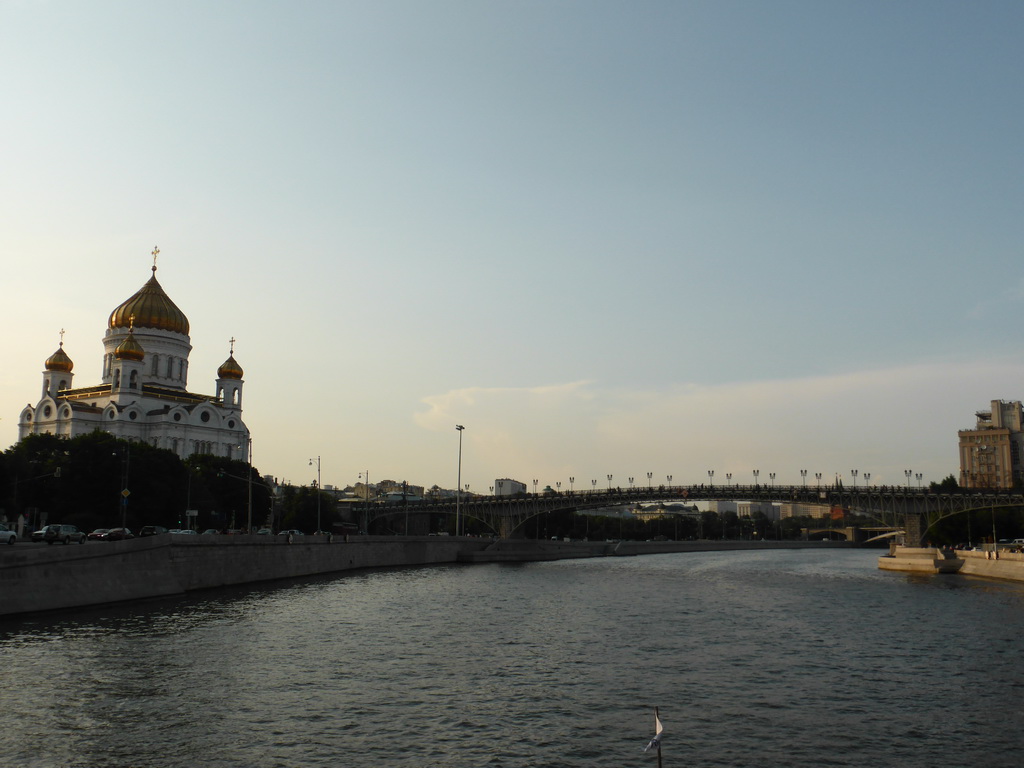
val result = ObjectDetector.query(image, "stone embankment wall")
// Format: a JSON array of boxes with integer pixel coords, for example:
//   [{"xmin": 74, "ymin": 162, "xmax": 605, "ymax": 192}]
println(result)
[
  {"xmin": 0, "ymin": 535, "xmax": 492, "ymax": 617},
  {"xmin": 1, "ymin": 535, "xmax": 855, "ymax": 617},
  {"xmin": 879, "ymin": 545, "xmax": 1024, "ymax": 582},
  {"xmin": 958, "ymin": 548, "xmax": 1024, "ymax": 582}
]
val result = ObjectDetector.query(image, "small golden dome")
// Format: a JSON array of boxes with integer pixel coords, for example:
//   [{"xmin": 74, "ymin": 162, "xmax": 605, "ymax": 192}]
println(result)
[
  {"xmin": 218, "ymin": 354, "xmax": 244, "ymax": 380},
  {"xmin": 45, "ymin": 343, "xmax": 74, "ymax": 373},
  {"xmin": 108, "ymin": 267, "xmax": 190, "ymax": 335},
  {"xmin": 114, "ymin": 329, "xmax": 145, "ymax": 362}
]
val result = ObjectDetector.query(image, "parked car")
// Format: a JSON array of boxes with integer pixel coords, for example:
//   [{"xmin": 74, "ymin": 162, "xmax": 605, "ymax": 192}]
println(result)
[
  {"xmin": 88, "ymin": 528, "xmax": 110, "ymax": 541},
  {"xmin": 256, "ymin": 528, "xmax": 273, "ymax": 535},
  {"xmin": 0, "ymin": 523, "xmax": 16, "ymax": 545},
  {"xmin": 104, "ymin": 527, "xmax": 134, "ymax": 541},
  {"xmin": 201, "ymin": 529, "xmax": 219, "ymax": 535},
  {"xmin": 278, "ymin": 529, "xmax": 304, "ymax": 537},
  {"xmin": 139, "ymin": 526, "xmax": 169, "ymax": 537},
  {"xmin": 41, "ymin": 524, "xmax": 87, "ymax": 545},
  {"xmin": 170, "ymin": 529, "xmax": 197, "ymax": 535}
]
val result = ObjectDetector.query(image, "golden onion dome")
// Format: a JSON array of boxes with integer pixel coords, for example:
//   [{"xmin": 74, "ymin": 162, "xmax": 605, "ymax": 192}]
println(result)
[
  {"xmin": 108, "ymin": 266, "xmax": 190, "ymax": 335},
  {"xmin": 114, "ymin": 329, "xmax": 145, "ymax": 362},
  {"xmin": 45, "ymin": 343, "xmax": 74, "ymax": 373},
  {"xmin": 218, "ymin": 353, "xmax": 244, "ymax": 380}
]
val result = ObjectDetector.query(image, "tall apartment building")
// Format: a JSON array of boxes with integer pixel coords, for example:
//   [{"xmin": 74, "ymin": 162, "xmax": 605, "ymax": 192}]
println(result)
[{"xmin": 958, "ymin": 400, "xmax": 1024, "ymax": 489}]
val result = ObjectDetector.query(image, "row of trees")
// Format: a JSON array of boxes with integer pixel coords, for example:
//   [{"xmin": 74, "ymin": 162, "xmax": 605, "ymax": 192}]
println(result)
[{"xmin": 0, "ymin": 433, "xmax": 342, "ymax": 535}]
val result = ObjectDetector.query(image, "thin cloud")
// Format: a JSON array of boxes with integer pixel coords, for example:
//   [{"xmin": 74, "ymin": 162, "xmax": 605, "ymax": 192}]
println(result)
[{"xmin": 414, "ymin": 360, "xmax": 1024, "ymax": 488}]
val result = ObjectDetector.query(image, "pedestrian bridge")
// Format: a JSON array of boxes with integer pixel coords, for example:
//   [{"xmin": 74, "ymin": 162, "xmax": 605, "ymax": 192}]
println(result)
[{"xmin": 360, "ymin": 484, "xmax": 1024, "ymax": 542}]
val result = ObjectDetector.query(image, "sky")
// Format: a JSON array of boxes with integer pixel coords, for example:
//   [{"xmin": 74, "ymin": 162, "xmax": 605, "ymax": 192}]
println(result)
[{"xmin": 2, "ymin": 1, "xmax": 1023, "ymax": 494}]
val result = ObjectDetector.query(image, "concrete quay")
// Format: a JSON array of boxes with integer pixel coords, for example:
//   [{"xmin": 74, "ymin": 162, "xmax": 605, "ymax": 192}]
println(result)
[
  {"xmin": 1, "ymin": 535, "xmax": 852, "ymax": 618},
  {"xmin": 879, "ymin": 545, "xmax": 1024, "ymax": 582}
]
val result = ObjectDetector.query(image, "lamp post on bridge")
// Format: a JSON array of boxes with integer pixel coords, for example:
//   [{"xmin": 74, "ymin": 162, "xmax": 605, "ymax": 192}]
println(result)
[
  {"xmin": 569, "ymin": 477, "xmax": 574, "ymax": 494},
  {"xmin": 769, "ymin": 472, "xmax": 775, "ymax": 491},
  {"xmin": 309, "ymin": 455, "xmax": 321, "ymax": 535},
  {"xmin": 591, "ymin": 479, "xmax": 596, "ymax": 495},
  {"xmin": 753, "ymin": 469, "xmax": 759, "ymax": 488},
  {"xmin": 607, "ymin": 474, "xmax": 613, "ymax": 491},
  {"xmin": 455, "ymin": 425, "xmax": 464, "ymax": 537},
  {"xmin": 851, "ymin": 469, "xmax": 858, "ymax": 490},
  {"xmin": 666, "ymin": 475, "xmax": 672, "ymax": 489},
  {"xmin": 864, "ymin": 472, "xmax": 871, "ymax": 489},
  {"xmin": 800, "ymin": 469, "xmax": 807, "ymax": 489},
  {"xmin": 707, "ymin": 470, "xmax": 714, "ymax": 487},
  {"xmin": 905, "ymin": 469, "xmax": 912, "ymax": 490},
  {"xmin": 815, "ymin": 472, "xmax": 822, "ymax": 490},
  {"xmin": 647, "ymin": 472, "xmax": 653, "ymax": 491},
  {"xmin": 726, "ymin": 472, "xmax": 732, "ymax": 488},
  {"xmin": 628, "ymin": 477, "xmax": 634, "ymax": 490},
  {"xmin": 916, "ymin": 473, "xmax": 922, "ymax": 489}
]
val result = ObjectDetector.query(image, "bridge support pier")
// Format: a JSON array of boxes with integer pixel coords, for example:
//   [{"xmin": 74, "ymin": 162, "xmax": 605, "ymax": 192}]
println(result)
[{"xmin": 905, "ymin": 513, "xmax": 922, "ymax": 546}]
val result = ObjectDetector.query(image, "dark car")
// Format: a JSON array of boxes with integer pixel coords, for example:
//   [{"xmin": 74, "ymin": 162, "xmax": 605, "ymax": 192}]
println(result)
[
  {"xmin": 139, "ymin": 526, "xmax": 169, "ymax": 537},
  {"xmin": 104, "ymin": 527, "xmax": 134, "ymax": 541},
  {"xmin": 88, "ymin": 528, "xmax": 110, "ymax": 541},
  {"xmin": 41, "ymin": 524, "xmax": 87, "ymax": 545}
]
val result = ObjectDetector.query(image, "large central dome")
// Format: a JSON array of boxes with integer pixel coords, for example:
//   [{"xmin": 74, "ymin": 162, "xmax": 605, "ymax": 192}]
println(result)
[{"xmin": 108, "ymin": 266, "xmax": 190, "ymax": 335}]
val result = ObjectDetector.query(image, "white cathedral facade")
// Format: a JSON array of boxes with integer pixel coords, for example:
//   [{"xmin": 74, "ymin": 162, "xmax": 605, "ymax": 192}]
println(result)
[{"xmin": 19, "ymin": 253, "xmax": 250, "ymax": 460}]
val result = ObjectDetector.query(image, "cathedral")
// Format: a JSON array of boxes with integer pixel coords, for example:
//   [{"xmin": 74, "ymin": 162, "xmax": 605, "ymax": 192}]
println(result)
[{"xmin": 19, "ymin": 249, "xmax": 250, "ymax": 460}]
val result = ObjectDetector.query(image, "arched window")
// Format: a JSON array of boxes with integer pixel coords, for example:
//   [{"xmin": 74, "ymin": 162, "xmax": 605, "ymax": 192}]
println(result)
[
  {"xmin": 129, "ymin": 370, "xmax": 139, "ymax": 389},
  {"xmin": 113, "ymin": 370, "xmax": 121, "ymax": 389},
  {"xmin": 151, "ymin": 354, "xmax": 160, "ymax": 375}
]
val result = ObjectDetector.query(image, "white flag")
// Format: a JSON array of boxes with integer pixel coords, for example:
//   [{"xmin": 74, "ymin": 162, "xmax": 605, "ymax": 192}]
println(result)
[{"xmin": 643, "ymin": 711, "xmax": 664, "ymax": 752}]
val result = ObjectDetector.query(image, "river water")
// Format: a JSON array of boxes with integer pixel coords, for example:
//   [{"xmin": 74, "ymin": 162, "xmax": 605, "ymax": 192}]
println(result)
[{"xmin": 2, "ymin": 548, "xmax": 1023, "ymax": 768}]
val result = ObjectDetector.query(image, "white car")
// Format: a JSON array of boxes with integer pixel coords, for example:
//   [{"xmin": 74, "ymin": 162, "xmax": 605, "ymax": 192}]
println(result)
[{"xmin": 0, "ymin": 523, "xmax": 16, "ymax": 545}]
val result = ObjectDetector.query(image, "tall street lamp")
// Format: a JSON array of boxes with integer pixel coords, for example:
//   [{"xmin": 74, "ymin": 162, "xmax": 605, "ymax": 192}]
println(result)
[
  {"xmin": 456, "ymin": 425, "xmax": 465, "ymax": 537},
  {"xmin": 905, "ymin": 469, "xmax": 912, "ymax": 489},
  {"xmin": 309, "ymin": 456, "xmax": 321, "ymax": 534},
  {"xmin": 246, "ymin": 437, "xmax": 253, "ymax": 532}
]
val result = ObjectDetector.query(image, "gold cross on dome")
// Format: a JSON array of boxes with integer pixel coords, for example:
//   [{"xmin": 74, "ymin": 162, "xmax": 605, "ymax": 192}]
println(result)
[
  {"xmin": 59, "ymin": 328, "xmax": 66, "ymax": 346},
  {"xmin": 229, "ymin": 336, "xmax": 236, "ymax": 354},
  {"xmin": 151, "ymin": 246, "xmax": 160, "ymax": 271}
]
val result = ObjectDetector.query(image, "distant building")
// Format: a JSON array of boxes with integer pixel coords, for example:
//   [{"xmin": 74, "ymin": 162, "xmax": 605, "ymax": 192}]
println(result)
[
  {"xmin": 19, "ymin": 252, "xmax": 249, "ymax": 458},
  {"xmin": 738, "ymin": 501, "xmax": 778, "ymax": 521},
  {"xmin": 706, "ymin": 500, "xmax": 737, "ymax": 514},
  {"xmin": 958, "ymin": 400, "xmax": 1024, "ymax": 489},
  {"xmin": 779, "ymin": 503, "xmax": 831, "ymax": 520},
  {"xmin": 494, "ymin": 478, "xmax": 527, "ymax": 496}
]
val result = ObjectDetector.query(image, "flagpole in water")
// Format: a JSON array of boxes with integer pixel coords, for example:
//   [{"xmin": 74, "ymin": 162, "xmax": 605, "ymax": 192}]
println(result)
[
  {"xmin": 655, "ymin": 707, "xmax": 662, "ymax": 768},
  {"xmin": 643, "ymin": 707, "xmax": 664, "ymax": 766}
]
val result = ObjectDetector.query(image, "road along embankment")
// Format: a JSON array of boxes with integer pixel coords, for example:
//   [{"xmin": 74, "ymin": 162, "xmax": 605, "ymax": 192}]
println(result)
[
  {"xmin": 1, "ymin": 535, "xmax": 854, "ymax": 617},
  {"xmin": 879, "ymin": 545, "xmax": 1024, "ymax": 582}
]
